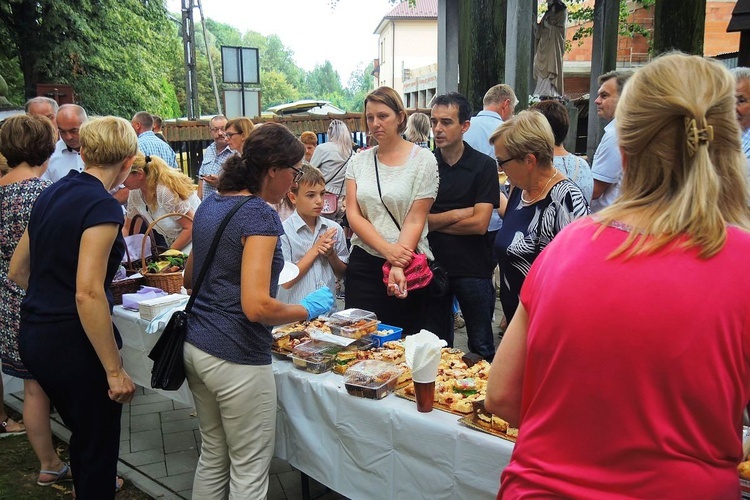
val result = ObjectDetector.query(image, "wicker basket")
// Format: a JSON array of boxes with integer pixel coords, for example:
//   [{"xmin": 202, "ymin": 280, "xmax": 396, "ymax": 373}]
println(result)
[
  {"xmin": 123, "ymin": 214, "xmax": 162, "ymax": 272},
  {"xmin": 111, "ymin": 275, "xmax": 145, "ymax": 305},
  {"xmin": 140, "ymin": 212, "xmax": 193, "ymax": 294}
]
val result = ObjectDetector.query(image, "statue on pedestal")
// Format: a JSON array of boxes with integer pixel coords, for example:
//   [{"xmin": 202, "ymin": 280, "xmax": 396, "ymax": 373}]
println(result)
[{"xmin": 533, "ymin": 0, "xmax": 567, "ymax": 97}]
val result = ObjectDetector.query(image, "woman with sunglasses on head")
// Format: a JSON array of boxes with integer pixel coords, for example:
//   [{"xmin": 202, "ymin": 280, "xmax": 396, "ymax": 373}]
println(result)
[
  {"xmin": 123, "ymin": 153, "xmax": 200, "ymax": 252},
  {"xmin": 183, "ymin": 123, "xmax": 333, "ymax": 499},
  {"xmin": 344, "ymin": 86, "xmax": 439, "ymax": 336},
  {"xmin": 492, "ymin": 110, "xmax": 588, "ymax": 324},
  {"xmin": 486, "ymin": 52, "xmax": 750, "ymax": 499}
]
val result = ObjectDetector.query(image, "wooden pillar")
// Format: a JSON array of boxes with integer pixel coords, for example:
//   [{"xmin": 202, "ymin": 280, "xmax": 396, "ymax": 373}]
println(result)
[
  {"xmin": 505, "ymin": 0, "xmax": 536, "ymax": 112},
  {"xmin": 437, "ymin": 0, "xmax": 460, "ymax": 95},
  {"xmin": 740, "ymin": 32, "xmax": 750, "ymax": 67},
  {"xmin": 586, "ymin": 0, "xmax": 620, "ymax": 159}
]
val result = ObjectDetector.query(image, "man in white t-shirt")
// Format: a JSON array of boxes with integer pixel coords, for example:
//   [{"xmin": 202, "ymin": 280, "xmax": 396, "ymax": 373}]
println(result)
[
  {"xmin": 42, "ymin": 104, "xmax": 87, "ymax": 182},
  {"xmin": 590, "ymin": 70, "xmax": 632, "ymax": 212}
]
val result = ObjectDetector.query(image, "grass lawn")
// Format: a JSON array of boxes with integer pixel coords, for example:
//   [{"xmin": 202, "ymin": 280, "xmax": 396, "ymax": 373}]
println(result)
[{"xmin": 0, "ymin": 405, "xmax": 152, "ymax": 499}]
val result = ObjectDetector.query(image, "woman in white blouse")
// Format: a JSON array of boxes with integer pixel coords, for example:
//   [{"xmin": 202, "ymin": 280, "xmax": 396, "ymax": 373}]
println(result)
[
  {"xmin": 344, "ymin": 86, "xmax": 439, "ymax": 336},
  {"xmin": 123, "ymin": 153, "xmax": 200, "ymax": 251}
]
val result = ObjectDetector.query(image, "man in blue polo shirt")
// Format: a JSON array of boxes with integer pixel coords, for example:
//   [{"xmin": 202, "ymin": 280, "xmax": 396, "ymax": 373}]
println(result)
[
  {"xmin": 426, "ymin": 92, "xmax": 499, "ymax": 361},
  {"xmin": 131, "ymin": 111, "xmax": 178, "ymax": 169}
]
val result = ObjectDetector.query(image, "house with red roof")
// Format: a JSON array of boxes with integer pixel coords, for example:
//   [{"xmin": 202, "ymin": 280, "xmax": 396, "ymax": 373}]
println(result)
[{"xmin": 373, "ymin": 0, "xmax": 438, "ymax": 105}]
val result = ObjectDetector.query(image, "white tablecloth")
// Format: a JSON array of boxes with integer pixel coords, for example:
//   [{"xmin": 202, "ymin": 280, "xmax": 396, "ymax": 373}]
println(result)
[
  {"xmin": 111, "ymin": 306, "xmax": 514, "ymax": 498},
  {"xmin": 112, "ymin": 306, "xmax": 194, "ymax": 405}
]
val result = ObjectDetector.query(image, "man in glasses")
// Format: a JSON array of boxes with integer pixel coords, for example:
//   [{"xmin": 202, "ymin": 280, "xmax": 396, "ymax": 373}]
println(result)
[{"xmin": 198, "ymin": 115, "xmax": 233, "ymax": 199}]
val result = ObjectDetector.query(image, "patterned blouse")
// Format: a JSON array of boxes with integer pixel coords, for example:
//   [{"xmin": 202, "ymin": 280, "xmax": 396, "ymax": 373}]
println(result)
[
  {"xmin": 0, "ymin": 177, "xmax": 51, "ymax": 378},
  {"xmin": 494, "ymin": 178, "xmax": 589, "ymax": 322}
]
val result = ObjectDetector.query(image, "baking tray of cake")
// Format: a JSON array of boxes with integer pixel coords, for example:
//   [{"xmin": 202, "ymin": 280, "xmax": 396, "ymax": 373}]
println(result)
[{"xmin": 457, "ymin": 416, "xmax": 517, "ymax": 443}]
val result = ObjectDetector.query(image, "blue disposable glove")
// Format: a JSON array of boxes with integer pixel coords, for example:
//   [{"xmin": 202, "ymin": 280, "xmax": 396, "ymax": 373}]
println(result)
[{"xmin": 300, "ymin": 287, "xmax": 334, "ymax": 320}]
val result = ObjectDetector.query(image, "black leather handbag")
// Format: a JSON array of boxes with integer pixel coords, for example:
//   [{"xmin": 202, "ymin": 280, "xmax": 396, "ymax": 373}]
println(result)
[{"xmin": 148, "ymin": 196, "xmax": 254, "ymax": 390}]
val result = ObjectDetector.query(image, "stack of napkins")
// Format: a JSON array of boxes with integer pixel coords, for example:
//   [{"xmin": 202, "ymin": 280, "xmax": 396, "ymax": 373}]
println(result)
[{"xmin": 121, "ymin": 286, "xmax": 166, "ymax": 311}]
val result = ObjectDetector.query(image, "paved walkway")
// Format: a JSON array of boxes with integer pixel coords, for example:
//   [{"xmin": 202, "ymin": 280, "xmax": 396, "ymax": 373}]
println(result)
[{"xmin": 4, "ymin": 297, "xmax": 504, "ymax": 499}]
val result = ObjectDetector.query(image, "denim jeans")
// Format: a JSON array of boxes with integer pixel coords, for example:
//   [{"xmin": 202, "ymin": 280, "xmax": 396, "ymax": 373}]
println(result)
[{"xmin": 425, "ymin": 277, "xmax": 496, "ymax": 361}]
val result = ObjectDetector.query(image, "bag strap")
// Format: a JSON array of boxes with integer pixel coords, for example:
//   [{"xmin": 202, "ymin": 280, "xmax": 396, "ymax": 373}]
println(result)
[
  {"xmin": 572, "ymin": 155, "xmax": 581, "ymax": 182},
  {"xmin": 325, "ymin": 151, "xmax": 353, "ymax": 198},
  {"xmin": 374, "ymin": 152, "xmax": 402, "ymax": 232},
  {"xmin": 185, "ymin": 195, "xmax": 254, "ymax": 312}
]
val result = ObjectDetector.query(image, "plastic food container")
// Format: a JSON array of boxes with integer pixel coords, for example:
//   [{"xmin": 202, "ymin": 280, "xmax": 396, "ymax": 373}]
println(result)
[
  {"xmin": 368, "ymin": 323, "xmax": 403, "ymax": 347},
  {"xmin": 327, "ymin": 308, "xmax": 380, "ymax": 339},
  {"xmin": 344, "ymin": 360, "xmax": 404, "ymax": 399},
  {"xmin": 290, "ymin": 340, "xmax": 342, "ymax": 374}
]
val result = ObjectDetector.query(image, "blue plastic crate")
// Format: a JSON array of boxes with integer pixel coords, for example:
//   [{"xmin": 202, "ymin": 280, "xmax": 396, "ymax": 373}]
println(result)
[{"xmin": 368, "ymin": 323, "xmax": 403, "ymax": 347}]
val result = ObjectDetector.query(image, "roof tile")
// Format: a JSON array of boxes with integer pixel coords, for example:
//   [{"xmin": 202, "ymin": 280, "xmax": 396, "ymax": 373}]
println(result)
[{"xmin": 385, "ymin": 0, "xmax": 438, "ymax": 19}]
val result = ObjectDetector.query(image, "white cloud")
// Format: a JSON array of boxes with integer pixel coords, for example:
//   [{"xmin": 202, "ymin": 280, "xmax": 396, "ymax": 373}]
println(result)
[{"xmin": 169, "ymin": 0, "xmax": 395, "ymax": 83}]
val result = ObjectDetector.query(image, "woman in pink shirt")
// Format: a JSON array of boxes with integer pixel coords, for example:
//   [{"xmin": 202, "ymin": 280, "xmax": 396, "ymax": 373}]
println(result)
[{"xmin": 486, "ymin": 53, "xmax": 750, "ymax": 498}]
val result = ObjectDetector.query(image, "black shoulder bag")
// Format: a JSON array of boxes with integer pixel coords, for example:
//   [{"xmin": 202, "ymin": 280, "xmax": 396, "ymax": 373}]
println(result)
[
  {"xmin": 373, "ymin": 154, "xmax": 450, "ymax": 296},
  {"xmin": 148, "ymin": 195, "xmax": 254, "ymax": 390}
]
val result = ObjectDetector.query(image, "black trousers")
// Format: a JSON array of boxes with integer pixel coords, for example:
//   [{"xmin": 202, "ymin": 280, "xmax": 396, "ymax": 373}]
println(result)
[
  {"xmin": 20, "ymin": 318, "xmax": 122, "ymax": 500},
  {"xmin": 345, "ymin": 246, "xmax": 429, "ymax": 336}
]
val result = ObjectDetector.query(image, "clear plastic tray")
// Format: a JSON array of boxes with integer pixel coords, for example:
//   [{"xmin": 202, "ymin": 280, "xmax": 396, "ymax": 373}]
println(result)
[
  {"xmin": 289, "ymin": 340, "xmax": 342, "ymax": 374},
  {"xmin": 344, "ymin": 360, "xmax": 404, "ymax": 399},
  {"xmin": 328, "ymin": 308, "xmax": 377, "ymax": 324}
]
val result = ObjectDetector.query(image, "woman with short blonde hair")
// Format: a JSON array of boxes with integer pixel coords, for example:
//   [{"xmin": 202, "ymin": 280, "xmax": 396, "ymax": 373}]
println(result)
[
  {"xmin": 491, "ymin": 110, "xmax": 588, "ymax": 323},
  {"xmin": 11, "ymin": 116, "xmax": 138, "ymax": 498},
  {"xmin": 486, "ymin": 53, "xmax": 750, "ymax": 498}
]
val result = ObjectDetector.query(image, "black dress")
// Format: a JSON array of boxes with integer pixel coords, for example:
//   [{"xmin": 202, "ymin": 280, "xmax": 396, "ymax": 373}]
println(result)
[{"xmin": 19, "ymin": 171, "xmax": 125, "ymax": 500}]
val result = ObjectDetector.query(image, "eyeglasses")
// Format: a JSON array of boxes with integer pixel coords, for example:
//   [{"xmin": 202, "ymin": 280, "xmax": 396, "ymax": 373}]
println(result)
[
  {"xmin": 209, "ymin": 127, "xmax": 225, "ymax": 133},
  {"xmin": 224, "ymin": 131, "xmax": 241, "ymax": 139},
  {"xmin": 291, "ymin": 165, "xmax": 304, "ymax": 183},
  {"xmin": 496, "ymin": 157, "xmax": 515, "ymax": 169}
]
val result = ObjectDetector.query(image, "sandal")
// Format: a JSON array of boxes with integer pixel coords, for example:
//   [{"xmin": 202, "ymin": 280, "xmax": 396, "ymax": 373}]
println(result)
[
  {"xmin": 0, "ymin": 416, "xmax": 26, "ymax": 438},
  {"xmin": 37, "ymin": 462, "xmax": 73, "ymax": 486}
]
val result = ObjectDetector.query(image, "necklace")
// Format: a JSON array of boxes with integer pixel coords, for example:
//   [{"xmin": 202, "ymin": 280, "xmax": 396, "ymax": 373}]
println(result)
[{"xmin": 521, "ymin": 169, "xmax": 557, "ymax": 205}]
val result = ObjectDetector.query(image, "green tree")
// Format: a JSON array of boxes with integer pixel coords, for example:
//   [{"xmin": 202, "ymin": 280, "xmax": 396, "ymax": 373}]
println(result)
[
  {"xmin": 262, "ymin": 70, "xmax": 300, "ymax": 107},
  {"xmin": 458, "ymin": 0, "xmax": 507, "ymax": 113},
  {"xmin": 653, "ymin": 0, "xmax": 706, "ymax": 55},
  {"xmin": 568, "ymin": 0, "xmax": 657, "ymax": 48},
  {"xmin": 0, "ymin": 0, "xmax": 182, "ymax": 117},
  {"xmin": 305, "ymin": 61, "xmax": 343, "ymax": 98},
  {"xmin": 340, "ymin": 61, "xmax": 375, "ymax": 112}
]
